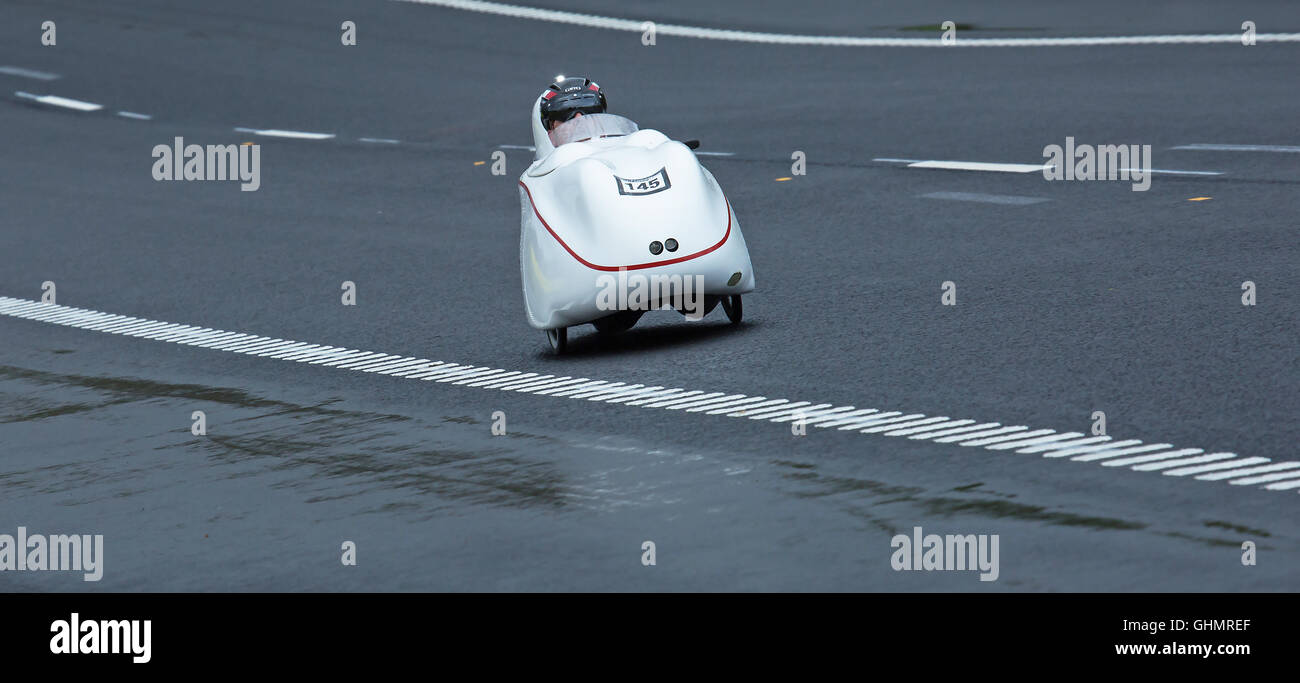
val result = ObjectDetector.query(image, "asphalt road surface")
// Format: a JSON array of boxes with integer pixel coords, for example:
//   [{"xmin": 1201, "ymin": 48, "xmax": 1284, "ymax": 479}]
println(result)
[{"xmin": 1, "ymin": 0, "xmax": 1297, "ymax": 591}]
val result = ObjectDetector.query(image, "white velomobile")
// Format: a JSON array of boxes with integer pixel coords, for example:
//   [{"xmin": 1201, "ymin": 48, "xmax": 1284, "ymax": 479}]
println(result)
[{"xmin": 518, "ymin": 96, "xmax": 755, "ymax": 353}]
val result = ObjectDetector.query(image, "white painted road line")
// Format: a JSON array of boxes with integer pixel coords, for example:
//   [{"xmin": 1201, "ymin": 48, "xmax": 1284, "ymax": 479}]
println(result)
[
  {"xmin": 1041, "ymin": 440, "xmax": 1143, "ymax": 458},
  {"xmin": 555, "ymin": 379, "xmax": 617, "ymax": 397},
  {"xmin": 843, "ymin": 413, "xmax": 923, "ymax": 431},
  {"xmin": 733, "ymin": 401, "xmax": 809, "ymax": 420},
  {"xmin": 686, "ymin": 395, "xmax": 767, "ymax": 414},
  {"xmin": 862, "ymin": 416, "xmax": 950, "ymax": 434},
  {"xmin": 233, "ymin": 127, "xmax": 336, "ymax": 140},
  {"xmin": 1162, "ymin": 457, "xmax": 1270, "ymax": 477},
  {"xmin": 2, "ymin": 295, "xmax": 1292, "ymax": 496},
  {"xmin": 908, "ymin": 160, "xmax": 1049, "ymax": 173},
  {"xmin": 1230, "ymin": 470, "xmax": 1300, "ymax": 486},
  {"xmin": 884, "ymin": 419, "xmax": 973, "ymax": 437},
  {"xmin": 1130, "ymin": 452, "xmax": 1236, "ymax": 471},
  {"xmin": 497, "ymin": 142, "xmax": 732, "ymax": 156},
  {"xmin": 961, "ymin": 429, "xmax": 1055, "ymax": 447},
  {"xmin": 1103, "ymin": 448, "xmax": 1204, "ymax": 468},
  {"xmin": 753, "ymin": 402, "xmax": 826, "ymax": 421},
  {"xmin": 14, "ymin": 91, "xmax": 103, "ymax": 112},
  {"xmin": 391, "ymin": 1, "xmax": 1300, "ymax": 47},
  {"xmin": 1071, "ymin": 443, "xmax": 1173, "ymax": 462},
  {"xmin": 1129, "ymin": 167, "xmax": 1223, "ymax": 176},
  {"xmin": 936, "ymin": 426, "xmax": 1026, "ymax": 443},
  {"xmin": 596, "ymin": 385, "xmax": 665, "ymax": 402},
  {"xmin": 770, "ymin": 405, "xmax": 850, "ymax": 422},
  {"xmin": 1028, "ymin": 438, "xmax": 1111, "ymax": 453},
  {"xmin": 116, "ymin": 111, "xmax": 152, "ymax": 120},
  {"xmin": 359, "ymin": 137, "xmax": 401, "ymax": 144},
  {"xmin": 883, "ymin": 157, "xmax": 1219, "ymax": 178},
  {"xmin": 1173, "ymin": 144, "xmax": 1300, "ymax": 153},
  {"xmin": 984, "ymin": 432, "xmax": 1085, "ymax": 451},
  {"xmin": 1196, "ymin": 462, "xmax": 1300, "ymax": 481},
  {"xmin": 607, "ymin": 385, "xmax": 678, "ymax": 403},
  {"xmin": 714, "ymin": 399, "xmax": 789, "ymax": 416},
  {"xmin": 0, "ymin": 66, "xmax": 61, "ymax": 80},
  {"xmin": 669, "ymin": 393, "xmax": 748, "ymax": 411},
  {"xmin": 817, "ymin": 410, "xmax": 897, "ymax": 429},
  {"xmin": 909, "ymin": 422, "xmax": 1000, "ymax": 440},
  {"xmin": 920, "ymin": 191, "xmax": 1051, "ymax": 206}
]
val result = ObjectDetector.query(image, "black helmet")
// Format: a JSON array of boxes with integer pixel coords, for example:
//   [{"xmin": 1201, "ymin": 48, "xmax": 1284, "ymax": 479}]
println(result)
[{"xmin": 540, "ymin": 76, "xmax": 607, "ymax": 129}]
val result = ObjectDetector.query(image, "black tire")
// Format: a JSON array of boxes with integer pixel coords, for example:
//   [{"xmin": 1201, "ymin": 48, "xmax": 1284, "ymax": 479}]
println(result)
[
  {"xmin": 721, "ymin": 295, "xmax": 743, "ymax": 324},
  {"xmin": 545, "ymin": 327, "xmax": 567, "ymax": 354},
  {"xmin": 592, "ymin": 310, "xmax": 644, "ymax": 334}
]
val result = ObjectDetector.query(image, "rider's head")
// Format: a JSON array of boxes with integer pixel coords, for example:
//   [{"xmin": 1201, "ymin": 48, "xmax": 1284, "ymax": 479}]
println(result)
[{"xmin": 540, "ymin": 76, "xmax": 607, "ymax": 131}]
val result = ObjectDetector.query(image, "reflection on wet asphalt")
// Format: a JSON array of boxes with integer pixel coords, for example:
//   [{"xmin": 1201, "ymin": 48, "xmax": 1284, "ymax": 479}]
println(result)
[
  {"xmin": 1, "ymin": 365, "xmax": 575, "ymax": 514},
  {"xmin": 0, "ymin": 361, "xmax": 1289, "ymax": 591}
]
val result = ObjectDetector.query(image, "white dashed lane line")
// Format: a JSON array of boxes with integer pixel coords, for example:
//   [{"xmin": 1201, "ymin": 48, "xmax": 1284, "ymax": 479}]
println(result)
[
  {"xmin": 3, "ymin": 296, "xmax": 1296, "ymax": 497},
  {"xmin": 920, "ymin": 191, "xmax": 1050, "ymax": 206},
  {"xmin": 0, "ymin": 66, "xmax": 60, "ymax": 80},
  {"xmin": 1172, "ymin": 144, "xmax": 1300, "ymax": 153},
  {"xmin": 497, "ymin": 143, "xmax": 735, "ymax": 156},
  {"xmin": 14, "ymin": 91, "xmax": 103, "ymax": 112},
  {"xmin": 1123, "ymin": 167, "xmax": 1223, "ymax": 176},
  {"xmin": 875, "ymin": 157, "xmax": 1223, "ymax": 177},
  {"xmin": 908, "ymin": 160, "xmax": 1048, "ymax": 173},
  {"xmin": 9, "ymin": 84, "xmax": 399, "ymax": 143},
  {"xmin": 233, "ymin": 127, "xmax": 336, "ymax": 140},
  {"xmin": 391, "ymin": 0, "xmax": 1300, "ymax": 47}
]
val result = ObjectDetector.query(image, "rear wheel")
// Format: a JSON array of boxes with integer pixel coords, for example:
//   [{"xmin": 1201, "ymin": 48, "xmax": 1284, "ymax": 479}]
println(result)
[
  {"xmin": 545, "ymin": 327, "xmax": 567, "ymax": 354},
  {"xmin": 721, "ymin": 295, "xmax": 743, "ymax": 324}
]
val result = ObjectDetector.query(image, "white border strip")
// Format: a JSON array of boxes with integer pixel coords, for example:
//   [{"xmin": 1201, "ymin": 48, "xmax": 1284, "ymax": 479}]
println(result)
[
  {"xmin": 390, "ymin": 0, "xmax": 1300, "ymax": 47},
  {"xmin": 2, "ymin": 296, "xmax": 1292, "ymax": 496}
]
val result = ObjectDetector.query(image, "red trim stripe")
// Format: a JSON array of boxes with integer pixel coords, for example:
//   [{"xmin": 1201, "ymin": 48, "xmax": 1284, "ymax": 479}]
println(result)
[{"xmin": 519, "ymin": 181, "xmax": 731, "ymax": 272}]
